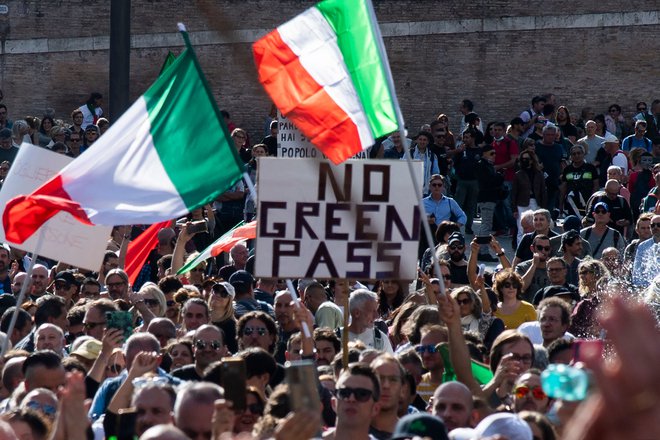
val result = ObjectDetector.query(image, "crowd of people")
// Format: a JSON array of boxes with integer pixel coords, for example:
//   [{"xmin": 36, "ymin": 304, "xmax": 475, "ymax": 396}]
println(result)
[{"xmin": 0, "ymin": 88, "xmax": 658, "ymax": 440}]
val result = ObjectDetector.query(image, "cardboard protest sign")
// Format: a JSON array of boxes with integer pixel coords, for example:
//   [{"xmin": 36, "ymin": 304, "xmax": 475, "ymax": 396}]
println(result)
[
  {"xmin": 277, "ymin": 110, "xmax": 368, "ymax": 159},
  {"xmin": 0, "ymin": 144, "xmax": 111, "ymax": 270},
  {"xmin": 255, "ymin": 158, "xmax": 422, "ymax": 280}
]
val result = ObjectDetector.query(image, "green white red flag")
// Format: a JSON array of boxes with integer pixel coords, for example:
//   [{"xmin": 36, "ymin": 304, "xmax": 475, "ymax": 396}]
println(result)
[
  {"xmin": 177, "ymin": 221, "xmax": 257, "ymax": 275},
  {"xmin": 253, "ymin": 0, "xmax": 400, "ymax": 164},
  {"xmin": 3, "ymin": 28, "xmax": 244, "ymax": 244}
]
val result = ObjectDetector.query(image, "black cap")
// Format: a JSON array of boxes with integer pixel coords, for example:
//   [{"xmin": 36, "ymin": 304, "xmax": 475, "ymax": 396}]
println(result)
[
  {"xmin": 55, "ymin": 270, "xmax": 79, "ymax": 286},
  {"xmin": 228, "ymin": 270, "xmax": 255, "ymax": 287},
  {"xmin": 391, "ymin": 413, "xmax": 448, "ymax": 440}
]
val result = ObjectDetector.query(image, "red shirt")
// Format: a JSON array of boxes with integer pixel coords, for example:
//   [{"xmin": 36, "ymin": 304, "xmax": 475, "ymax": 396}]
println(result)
[{"xmin": 493, "ymin": 137, "xmax": 519, "ymax": 181}]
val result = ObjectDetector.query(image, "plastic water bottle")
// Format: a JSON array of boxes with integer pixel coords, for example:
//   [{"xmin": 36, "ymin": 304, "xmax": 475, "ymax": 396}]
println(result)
[{"xmin": 541, "ymin": 363, "xmax": 589, "ymax": 401}]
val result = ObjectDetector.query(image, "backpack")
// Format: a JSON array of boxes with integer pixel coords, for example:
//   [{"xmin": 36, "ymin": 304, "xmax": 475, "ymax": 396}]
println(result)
[{"xmin": 584, "ymin": 226, "xmax": 621, "ymax": 255}]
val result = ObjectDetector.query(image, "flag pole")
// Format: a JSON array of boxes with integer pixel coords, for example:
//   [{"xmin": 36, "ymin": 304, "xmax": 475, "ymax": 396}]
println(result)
[
  {"xmin": 1, "ymin": 228, "xmax": 46, "ymax": 355},
  {"xmin": 364, "ymin": 0, "xmax": 446, "ymax": 296}
]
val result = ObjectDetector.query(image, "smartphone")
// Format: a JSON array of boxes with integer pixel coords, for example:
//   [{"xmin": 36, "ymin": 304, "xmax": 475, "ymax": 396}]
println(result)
[
  {"xmin": 475, "ymin": 235, "xmax": 491, "ymax": 245},
  {"xmin": 221, "ymin": 358, "xmax": 247, "ymax": 411},
  {"xmin": 188, "ymin": 220, "xmax": 208, "ymax": 234},
  {"xmin": 105, "ymin": 311, "xmax": 133, "ymax": 341},
  {"xmin": 286, "ymin": 360, "xmax": 321, "ymax": 414},
  {"xmin": 116, "ymin": 407, "xmax": 137, "ymax": 440},
  {"xmin": 572, "ymin": 339, "xmax": 603, "ymax": 363}
]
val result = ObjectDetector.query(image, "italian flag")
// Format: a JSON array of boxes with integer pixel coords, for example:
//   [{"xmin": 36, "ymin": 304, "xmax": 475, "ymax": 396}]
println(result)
[
  {"xmin": 177, "ymin": 220, "xmax": 257, "ymax": 275},
  {"xmin": 253, "ymin": 0, "xmax": 400, "ymax": 164},
  {"xmin": 3, "ymin": 30, "xmax": 244, "ymax": 245}
]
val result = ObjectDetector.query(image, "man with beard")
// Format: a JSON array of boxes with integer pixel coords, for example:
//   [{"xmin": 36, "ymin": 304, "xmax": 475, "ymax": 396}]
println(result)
[
  {"xmin": 446, "ymin": 232, "xmax": 469, "ymax": 285},
  {"xmin": 369, "ymin": 354, "xmax": 405, "ymax": 439},
  {"xmin": 273, "ymin": 290, "xmax": 301, "ymax": 364},
  {"xmin": 431, "ymin": 381, "xmax": 476, "ymax": 432},
  {"xmin": 0, "ymin": 245, "xmax": 11, "ymax": 294},
  {"xmin": 512, "ymin": 370, "xmax": 551, "ymax": 414},
  {"xmin": 171, "ymin": 324, "xmax": 226, "ymax": 381}
]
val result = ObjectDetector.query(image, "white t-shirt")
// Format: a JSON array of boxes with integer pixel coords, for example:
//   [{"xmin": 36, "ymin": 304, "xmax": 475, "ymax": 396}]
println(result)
[{"xmin": 349, "ymin": 327, "xmax": 393, "ymax": 353}]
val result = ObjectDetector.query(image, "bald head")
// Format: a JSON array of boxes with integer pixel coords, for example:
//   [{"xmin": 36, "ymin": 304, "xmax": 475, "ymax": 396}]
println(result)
[
  {"xmin": 139, "ymin": 425, "xmax": 188, "ymax": 440},
  {"xmin": 431, "ymin": 381, "xmax": 474, "ymax": 432}
]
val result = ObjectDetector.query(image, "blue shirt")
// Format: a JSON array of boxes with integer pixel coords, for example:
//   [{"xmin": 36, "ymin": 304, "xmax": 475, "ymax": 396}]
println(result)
[
  {"xmin": 622, "ymin": 135, "xmax": 652, "ymax": 152},
  {"xmin": 422, "ymin": 195, "xmax": 467, "ymax": 225}
]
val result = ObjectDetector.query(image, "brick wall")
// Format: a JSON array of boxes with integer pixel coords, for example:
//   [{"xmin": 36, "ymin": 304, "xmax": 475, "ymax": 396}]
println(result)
[{"xmin": 0, "ymin": 0, "xmax": 658, "ymax": 140}]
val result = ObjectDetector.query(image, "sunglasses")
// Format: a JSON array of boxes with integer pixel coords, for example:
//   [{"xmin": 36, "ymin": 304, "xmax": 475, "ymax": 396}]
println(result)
[
  {"xmin": 195, "ymin": 340, "xmax": 223, "ymax": 351},
  {"xmin": 430, "ymin": 183, "xmax": 443, "ymax": 187},
  {"xmin": 415, "ymin": 344, "xmax": 439, "ymax": 354},
  {"xmin": 336, "ymin": 387, "xmax": 374, "ymax": 402},
  {"xmin": 25, "ymin": 401, "xmax": 57, "ymax": 417},
  {"xmin": 651, "ymin": 223, "xmax": 660, "ymax": 228},
  {"xmin": 456, "ymin": 297, "xmax": 471, "ymax": 306},
  {"xmin": 84, "ymin": 321, "xmax": 106, "ymax": 330},
  {"xmin": 535, "ymin": 245, "xmax": 551, "ymax": 252},
  {"xmin": 166, "ymin": 300, "xmax": 177, "ymax": 307},
  {"xmin": 107, "ymin": 363, "xmax": 124, "ymax": 374},
  {"xmin": 502, "ymin": 282, "xmax": 518, "ymax": 289},
  {"xmin": 514, "ymin": 385, "xmax": 547, "ymax": 400},
  {"xmin": 593, "ymin": 209, "xmax": 608, "ymax": 214},
  {"xmin": 448, "ymin": 244, "xmax": 464, "ymax": 251},
  {"xmin": 243, "ymin": 327, "xmax": 268, "ymax": 337},
  {"xmin": 143, "ymin": 298, "xmax": 159, "ymax": 307}
]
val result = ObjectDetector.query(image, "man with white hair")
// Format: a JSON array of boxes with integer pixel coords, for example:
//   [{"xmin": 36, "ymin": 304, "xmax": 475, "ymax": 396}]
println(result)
[
  {"xmin": 346, "ymin": 289, "xmax": 393, "ymax": 353},
  {"xmin": 218, "ymin": 242, "xmax": 249, "ymax": 280},
  {"xmin": 34, "ymin": 324, "xmax": 65, "ymax": 356}
]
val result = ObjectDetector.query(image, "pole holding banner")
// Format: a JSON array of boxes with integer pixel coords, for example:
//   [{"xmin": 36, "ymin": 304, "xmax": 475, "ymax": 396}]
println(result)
[
  {"xmin": 341, "ymin": 280, "xmax": 350, "ymax": 369},
  {"xmin": 1, "ymin": 228, "xmax": 46, "ymax": 356},
  {"xmin": 364, "ymin": 0, "xmax": 446, "ymax": 296}
]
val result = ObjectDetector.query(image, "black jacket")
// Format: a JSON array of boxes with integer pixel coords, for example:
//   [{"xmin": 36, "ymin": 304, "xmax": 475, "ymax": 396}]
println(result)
[{"xmin": 476, "ymin": 159, "xmax": 504, "ymax": 202}]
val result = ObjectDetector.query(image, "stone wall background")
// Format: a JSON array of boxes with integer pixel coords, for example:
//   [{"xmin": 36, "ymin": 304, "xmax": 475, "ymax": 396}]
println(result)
[{"xmin": 0, "ymin": 0, "xmax": 658, "ymax": 139}]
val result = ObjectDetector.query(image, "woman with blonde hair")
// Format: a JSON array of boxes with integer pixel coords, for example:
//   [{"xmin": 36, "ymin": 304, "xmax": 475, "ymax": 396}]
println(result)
[
  {"xmin": 450, "ymin": 286, "xmax": 504, "ymax": 350},
  {"xmin": 132, "ymin": 282, "xmax": 166, "ymax": 331},
  {"xmin": 208, "ymin": 281, "xmax": 238, "ymax": 353},
  {"xmin": 231, "ymin": 127, "xmax": 251, "ymax": 163}
]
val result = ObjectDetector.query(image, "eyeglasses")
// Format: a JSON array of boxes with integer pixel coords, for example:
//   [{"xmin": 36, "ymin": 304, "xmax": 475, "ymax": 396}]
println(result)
[
  {"xmin": 167, "ymin": 300, "xmax": 177, "ymax": 307},
  {"xmin": 107, "ymin": 363, "xmax": 124, "ymax": 374},
  {"xmin": 448, "ymin": 244, "xmax": 464, "ymax": 250},
  {"xmin": 579, "ymin": 269, "xmax": 594, "ymax": 275},
  {"xmin": 243, "ymin": 327, "xmax": 268, "ymax": 336},
  {"xmin": 430, "ymin": 183, "xmax": 443, "ymax": 187},
  {"xmin": 25, "ymin": 401, "xmax": 57, "ymax": 417},
  {"xmin": 502, "ymin": 282, "xmax": 518, "ymax": 289},
  {"xmin": 415, "ymin": 344, "xmax": 439, "ymax": 354},
  {"xmin": 195, "ymin": 340, "xmax": 223, "ymax": 351},
  {"xmin": 456, "ymin": 297, "xmax": 472, "ymax": 306},
  {"xmin": 247, "ymin": 403, "xmax": 264, "ymax": 414},
  {"xmin": 514, "ymin": 385, "xmax": 547, "ymax": 400},
  {"xmin": 535, "ymin": 245, "xmax": 551, "ymax": 252},
  {"xmin": 132, "ymin": 376, "xmax": 169, "ymax": 389},
  {"xmin": 593, "ymin": 208, "xmax": 608, "ymax": 214},
  {"xmin": 651, "ymin": 223, "xmax": 660, "ymax": 228},
  {"xmin": 84, "ymin": 321, "xmax": 106, "ymax": 330},
  {"xmin": 107, "ymin": 282, "xmax": 126, "ymax": 289},
  {"xmin": 336, "ymin": 387, "xmax": 374, "ymax": 402},
  {"xmin": 143, "ymin": 298, "xmax": 159, "ymax": 307}
]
